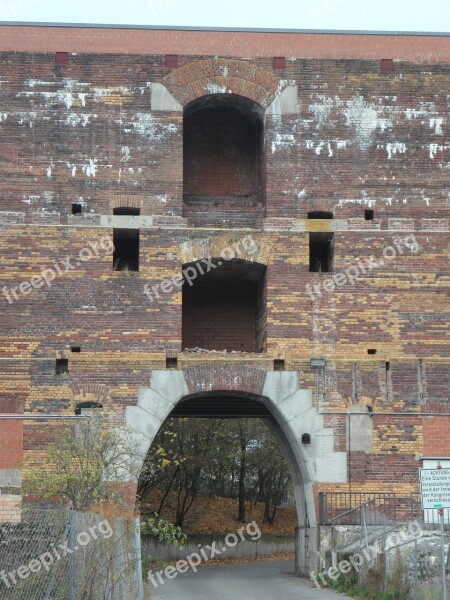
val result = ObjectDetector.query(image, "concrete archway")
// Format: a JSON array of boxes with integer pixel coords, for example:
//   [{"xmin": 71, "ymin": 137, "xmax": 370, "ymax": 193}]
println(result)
[
  {"xmin": 126, "ymin": 366, "xmax": 347, "ymax": 573},
  {"xmin": 126, "ymin": 367, "xmax": 347, "ymax": 529}
]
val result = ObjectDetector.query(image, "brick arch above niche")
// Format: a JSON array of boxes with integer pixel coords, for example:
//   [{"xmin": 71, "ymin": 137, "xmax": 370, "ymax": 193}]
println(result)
[
  {"xmin": 69, "ymin": 384, "xmax": 111, "ymax": 406},
  {"xmin": 161, "ymin": 58, "xmax": 280, "ymax": 108}
]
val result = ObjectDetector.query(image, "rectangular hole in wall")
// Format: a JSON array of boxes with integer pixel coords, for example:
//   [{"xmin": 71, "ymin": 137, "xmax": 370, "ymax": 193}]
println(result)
[
  {"xmin": 72, "ymin": 203, "xmax": 82, "ymax": 215},
  {"xmin": 165, "ymin": 54, "xmax": 178, "ymax": 68},
  {"xmin": 113, "ymin": 207, "xmax": 140, "ymax": 216},
  {"xmin": 309, "ymin": 233, "xmax": 334, "ymax": 273},
  {"xmin": 274, "ymin": 359, "xmax": 285, "ymax": 371},
  {"xmin": 75, "ymin": 401, "xmax": 103, "ymax": 415},
  {"xmin": 55, "ymin": 359, "xmax": 69, "ymax": 374},
  {"xmin": 386, "ymin": 361, "xmax": 390, "ymax": 371},
  {"xmin": 55, "ymin": 52, "xmax": 69, "ymax": 67},
  {"xmin": 308, "ymin": 211, "xmax": 333, "ymax": 219},
  {"xmin": 70, "ymin": 346, "xmax": 81, "ymax": 353},
  {"xmin": 166, "ymin": 357, "xmax": 178, "ymax": 369},
  {"xmin": 273, "ymin": 57, "xmax": 286, "ymax": 70},
  {"xmin": 381, "ymin": 59, "xmax": 394, "ymax": 74},
  {"xmin": 113, "ymin": 229, "xmax": 139, "ymax": 271},
  {"xmin": 365, "ymin": 209, "xmax": 374, "ymax": 221},
  {"xmin": 368, "ymin": 349, "xmax": 377, "ymax": 355}
]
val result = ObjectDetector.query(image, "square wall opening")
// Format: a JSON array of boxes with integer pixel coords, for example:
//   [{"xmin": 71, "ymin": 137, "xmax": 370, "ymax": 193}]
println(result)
[
  {"xmin": 113, "ymin": 207, "xmax": 140, "ymax": 216},
  {"xmin": 182, "ymin": 259, "xmax": 266, "ymax": 353},
  {"xmin": 113, "ymin": 229, "xmax": 139, "ymax": 271},
  {"xmin": 309, "ymin": 233, "xmax": 335, "ymax": 273}
]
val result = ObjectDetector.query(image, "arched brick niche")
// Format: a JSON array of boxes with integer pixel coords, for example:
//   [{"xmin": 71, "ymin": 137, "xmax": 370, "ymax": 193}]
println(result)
[
  {"xmin": 179, "ymin": 235, "xmax": 270, "ymax": 353},
  {"xmin": 181, "ymin": 259, "xmax": 267, "ymax": 353},
  {"xmin": 161, "ymin": 58, "xmax": 279, "ymax": 109},
  {"xmin": 182, "ymin": 93, "xmax": 264, "ymax": 227},
  {"xmin": 162, "ymin": 59, "xmax": 280, "ymax": 228},
  {"xmin": 183, "ymin": 94, "xmax": 265, "ymax": 227},
  {"xmin": 69, "ymin": 384, "xmax": 111, "ymax": 413}
]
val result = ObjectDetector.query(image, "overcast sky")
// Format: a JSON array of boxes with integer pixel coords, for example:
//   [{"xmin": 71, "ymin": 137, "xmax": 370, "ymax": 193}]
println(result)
[{"xmin": 0, "ymin": 0, "xmax": 449, "ymax": 32}]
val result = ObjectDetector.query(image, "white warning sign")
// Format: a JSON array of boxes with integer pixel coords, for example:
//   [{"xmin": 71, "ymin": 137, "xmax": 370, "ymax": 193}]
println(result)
[{"xmin": 420, "ymin": 468, "xmax": 450, "ymax": 509}]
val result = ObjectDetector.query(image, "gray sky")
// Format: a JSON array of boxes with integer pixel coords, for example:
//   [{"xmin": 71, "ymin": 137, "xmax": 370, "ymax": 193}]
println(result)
[{"xmin": 0, "ymin": 0, "xmax": 449, "ymax": 32}]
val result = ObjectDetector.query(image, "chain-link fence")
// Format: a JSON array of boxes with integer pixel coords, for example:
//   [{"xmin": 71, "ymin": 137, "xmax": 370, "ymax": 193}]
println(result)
[
  {"xmin": 329, "ymin": 515, "xmax": 450, "ymax": 599},
  {"xmin": 384, "ymin": 523, "xmax": 450, "ymax": 600},
  {"xmin": 0, "ymin": 504, "xmax": 144, "ymax": 600}
]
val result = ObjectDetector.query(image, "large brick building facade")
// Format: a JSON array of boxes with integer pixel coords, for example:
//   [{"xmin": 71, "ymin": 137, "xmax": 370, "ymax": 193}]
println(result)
[{"xmin": 0, "ymin": 24, "xmax": 449, "ymax": 550}]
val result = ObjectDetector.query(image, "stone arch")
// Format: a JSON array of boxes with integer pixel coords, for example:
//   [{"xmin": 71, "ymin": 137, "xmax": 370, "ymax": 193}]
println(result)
[
  {"xmin": 162, "ymin": 58, "xmax": 279, "ymax": 108},
  {"xmin": 178, "ymin": 232, "xmax": 272, "ymax": 265},
  {"xmin": 126, "ymin": 366, "xmax": 348, "ymax": 535}
]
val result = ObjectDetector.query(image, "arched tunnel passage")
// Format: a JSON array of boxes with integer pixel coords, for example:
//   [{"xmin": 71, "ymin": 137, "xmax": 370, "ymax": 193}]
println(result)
[
  {"xmin": 137, "ymin": 390, "xmax": 309, "ymax": 530},
  {"xmin": 126, "ymin": 370, "xmax": 337, "ymax": 574}
]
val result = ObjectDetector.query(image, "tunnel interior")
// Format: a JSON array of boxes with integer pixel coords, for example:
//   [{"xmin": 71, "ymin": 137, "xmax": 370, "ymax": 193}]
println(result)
[{"xmin": 170, "ymin": 391, "xmax": 273, "ymax": 418}]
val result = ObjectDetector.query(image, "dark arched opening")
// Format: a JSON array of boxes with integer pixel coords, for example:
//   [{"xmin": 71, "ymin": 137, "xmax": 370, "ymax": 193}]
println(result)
[
  {"xmin": 183, "ymin": 94, "xmax": 265, "ymax": 227},
  {"xmin": 170, "ymin": 391, "xmax": 272, "ymax": 418},
  {"xmin": 136, "ymin": 390, "xmax": 302, "ymax": 532},
  {"xmin": 182, "ymin": 258, "xmax": 267, "ymax": 353}
]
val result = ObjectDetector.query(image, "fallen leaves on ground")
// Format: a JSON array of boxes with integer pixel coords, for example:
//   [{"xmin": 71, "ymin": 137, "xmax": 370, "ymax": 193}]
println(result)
[{"xmin": 141, "ymin": 491, "xmax": 298, "ymax": 535}]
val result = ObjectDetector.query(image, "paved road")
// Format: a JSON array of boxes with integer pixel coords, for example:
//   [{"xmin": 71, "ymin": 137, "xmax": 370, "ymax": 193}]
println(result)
[{"xmin": 151, "ymin": 559, "xmax": 350, "ymax": 599}]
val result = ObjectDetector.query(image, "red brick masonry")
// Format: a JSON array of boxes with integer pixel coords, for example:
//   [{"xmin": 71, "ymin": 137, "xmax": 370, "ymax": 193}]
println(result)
[{"xmin": 0, "ymin": 25, "xmax": 450, "ymax": 61}]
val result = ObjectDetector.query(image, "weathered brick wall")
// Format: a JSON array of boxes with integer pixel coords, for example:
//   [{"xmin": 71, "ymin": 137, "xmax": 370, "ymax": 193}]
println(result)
[
  {"xmin": 0, "ymin": 53, "xmax": 448, "ymax": 221},
  {"xmin": 0, "ymin": 228, "xmax": 447, "ymax": 358},
  {"xmin": 0, "ymin": 27, "xmax": 448, "ymax": 506},
  {"xmin": 1, "ymin": 26, "xmax": 450, "ymax": 61},
  {"xmin": 0, "ymin": 421, "xmax": 22, "ymax": 469}
]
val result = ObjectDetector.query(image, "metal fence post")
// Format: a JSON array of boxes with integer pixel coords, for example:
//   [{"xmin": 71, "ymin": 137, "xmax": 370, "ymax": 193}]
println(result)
[
  {"xmin": 361, "ymin": 504, "xmax": 368, "ymax": 551},
  {"xmin": 68, "ymin": 509, "xmax": 76, "ymax": 600},
  {"xmin": 414, "ymin": 538, "xmax": 418, "ymax": 600},
  {"xmin": 134, "ymin": 516, "xmax": 144, "ymax": 600},
  {"xmin": 441, "ymin": 510, "xmax": 447, "ymax": 600},
  {"xmin": 382, "ymin": 511, "xmax": 387, "ymax": 595},
  {"xmin": 319, "ymin": 492, "xmax": 325, "ymax": 525}
]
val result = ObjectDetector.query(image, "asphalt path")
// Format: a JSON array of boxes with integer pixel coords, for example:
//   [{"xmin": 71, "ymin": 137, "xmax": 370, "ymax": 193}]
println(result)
[{"xmin": 151, "ymin": 558, "xmax": 352, "ymax": 599}]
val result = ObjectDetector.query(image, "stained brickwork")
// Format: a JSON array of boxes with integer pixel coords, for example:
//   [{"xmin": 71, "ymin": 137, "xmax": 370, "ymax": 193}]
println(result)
[
  {"xmin": 2, "ymin": 26, "xmax": 450, "ymax": 62},
  {"xmin": 0, "ymin": 25, "xmax": 448, "ymax": 510}
]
